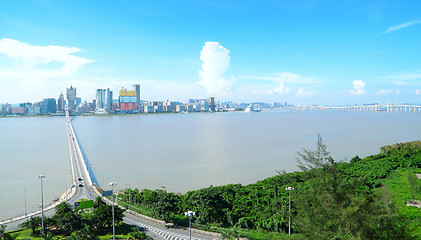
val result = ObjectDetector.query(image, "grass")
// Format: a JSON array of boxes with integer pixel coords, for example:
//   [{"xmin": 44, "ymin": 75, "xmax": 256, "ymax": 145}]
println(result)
[
  {"xmin": 6, "ymin": 223, "xmax": 134, "ymax": 240},
  {"xmin": 382, "ymin": 168, "xmax": 421, "ymax": 237}
]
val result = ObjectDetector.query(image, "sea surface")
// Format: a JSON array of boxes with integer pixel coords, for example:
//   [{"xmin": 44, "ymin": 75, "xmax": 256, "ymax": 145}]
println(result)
[{"xmin": 1, "ymin": 110, "xmax": 420, "ymax": 220}]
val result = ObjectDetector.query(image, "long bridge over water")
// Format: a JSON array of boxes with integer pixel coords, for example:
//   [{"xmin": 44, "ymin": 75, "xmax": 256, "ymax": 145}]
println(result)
[
  {"xmin": 1, "ymin": 111, "xmax": 219, "ymax": 240},
  {"xmin": 288, "ymin": 104, "xmax": 421, "ymax": 112}
]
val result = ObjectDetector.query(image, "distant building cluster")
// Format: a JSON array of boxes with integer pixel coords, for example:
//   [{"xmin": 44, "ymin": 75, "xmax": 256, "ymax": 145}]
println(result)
[{"xmin": 0, "ymin": 84, "xmax": 289, "ymax": 116}]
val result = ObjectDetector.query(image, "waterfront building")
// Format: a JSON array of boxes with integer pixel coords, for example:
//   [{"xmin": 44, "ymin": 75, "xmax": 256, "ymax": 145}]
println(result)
[
  {"xmin": 176, "ymin": 105, "xmax": 186, "ymax": 112},
  {"xmin": 132, "ymin": 84, "xmax": 141, "ymax": 110},
  {"xmin": 200, "ymin": 100, "xmax": 209, "ymax": 111},
  {"xmin": 112, "ymin": 101, "xmax": 119, "ymax": 112},
  {"xmin": 75, "ymin": 97, "xmax": 82, "ymax": 107},
  {"xmin": 96, "ymin": 88, "xmax": 113, "ymax": 113},
  {"xmin": 163, "ymin": 101, "xmax": 176, "ymax": 112},
  {"xmin": 66, "ymin": 86, "xmax": 77, "ymax": 112},
  {"xmin": 143, "ymin": 105, "xmax": 154, "ymax": 113},
  {"xmin": 119, "ymin": 88, "xmax": 137, "ymax": 112},
  {"xmin": 11, "ymin": 107, "xmax": 25, "ymax": 115},
  {"xmin": 154, "ymin": 105, "xmax": 164, "ymax": 113},
  {"xmin": 41, "ymin": 98, "xmax": 57, "ymax": 114},
  {"xmin": 209, "ymin": 97, "xmax": 215, "ymax": 111},
  {"xmin": 1, "ymin": 103, "xmax": 12, "ymax": 115},
  {"xmin": 27, "ymin": 105, "xmax": 41, "ymax": 115},
  {"xmin": 57, "ymin": 92, "xmax": 65, "ymax": 112},
  {"xmin": 187, "ymin": 104, "xmax": 194, "ymax": 112}
]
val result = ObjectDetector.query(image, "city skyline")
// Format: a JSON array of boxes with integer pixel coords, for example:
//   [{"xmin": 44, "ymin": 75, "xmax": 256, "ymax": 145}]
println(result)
[{"xmin": 1, "ymin": 1, "xmax": 421, "ymax": 105}]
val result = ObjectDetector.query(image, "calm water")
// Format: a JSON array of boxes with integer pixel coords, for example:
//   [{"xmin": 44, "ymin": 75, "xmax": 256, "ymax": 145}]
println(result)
[
  {"xmin": 1, "ymin": 111, "xmax": 420, "ymax": 220},
  {"xmin": 0, "ymin": 117, "xmax": 70, "ymax": 220}
]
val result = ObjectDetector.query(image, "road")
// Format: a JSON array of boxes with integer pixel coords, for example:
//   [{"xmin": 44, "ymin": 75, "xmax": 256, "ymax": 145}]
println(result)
[{"xmin": 3, "ymin": 112, "xmax": 220, "ymax": 240}]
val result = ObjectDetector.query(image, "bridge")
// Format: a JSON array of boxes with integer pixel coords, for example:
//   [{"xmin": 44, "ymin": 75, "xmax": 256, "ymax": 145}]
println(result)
[
  {"xmin": 288, "ymin": 103, "xmax": 421, "ymax": 112},
  {"xmin": 1, "ymin": 111, "xmax": 219, "ymax": 240}
]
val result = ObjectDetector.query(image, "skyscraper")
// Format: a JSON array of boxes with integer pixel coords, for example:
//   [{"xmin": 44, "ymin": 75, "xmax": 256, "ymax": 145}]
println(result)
[
  {"xmin": 132, "ymin": 84, "xmax": 141, "ymax": 110},
  {"xmin": 66, "ymin": 86, "xmax": 77, "ymax": 112},
  {"xmin": 119, "ymin": 87, "xmax": 137, "ymax": 112},
  {"xmin": 96, "ymin": 88, "xmax": 113, "ymax": 113},
  {"xmin": 209, "ymin": 97, "xmax": 215, "ymax": 111},
  {"xmin": 57, "ymin": 92, "xmax": 65, "ymax": 112},
  {"xmin": 41, "ymin": 98, "xmax": 57, "ymax": 114}
]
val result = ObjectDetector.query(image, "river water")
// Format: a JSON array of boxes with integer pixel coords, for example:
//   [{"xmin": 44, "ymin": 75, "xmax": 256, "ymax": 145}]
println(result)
[{"xmin": 1, "ymin": 110, "xmax": 420, "ymax": 220}]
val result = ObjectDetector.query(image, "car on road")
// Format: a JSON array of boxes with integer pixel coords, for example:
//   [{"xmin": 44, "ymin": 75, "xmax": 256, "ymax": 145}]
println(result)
[
  {"xmin": 79, "ymin": 184, "xmax": 84, "ymax": 187},
  {"xmin": 78, "ymin": 177, "xmax": 83, "ymax": 181}
]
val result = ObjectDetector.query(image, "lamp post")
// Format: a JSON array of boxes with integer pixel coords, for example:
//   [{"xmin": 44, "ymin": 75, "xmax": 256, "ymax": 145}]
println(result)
[
  {"xmin": 108, "ymin": 182, "xmax": 117, "ymax": 240},
  {"xmin": 38, "ymin": 175, "xmax": 45, "ymax": 236},
  {"xmin": 286, "ymin": 186, "xmax": 294, "ymax": 238},
  {"xmin": 184, "ymin": 211, "xmax": 195, "ymax": 240}
]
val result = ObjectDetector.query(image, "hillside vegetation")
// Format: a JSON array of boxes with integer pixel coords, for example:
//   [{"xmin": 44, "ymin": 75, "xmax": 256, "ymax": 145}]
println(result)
[{"xmin": 119, "ymin": 137, "xmax": 421, "ymax": 239}]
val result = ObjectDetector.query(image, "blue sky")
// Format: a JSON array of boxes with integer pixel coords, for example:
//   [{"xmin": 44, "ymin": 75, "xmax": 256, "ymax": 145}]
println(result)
[{"xmin": 1, "ymin": 0, "xmax": 421, "ymax": 105}]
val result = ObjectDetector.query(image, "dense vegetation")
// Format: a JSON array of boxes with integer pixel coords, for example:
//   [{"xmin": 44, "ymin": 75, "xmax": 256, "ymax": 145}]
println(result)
[
  {"xmin": 118, "ymin": 137, "xmax": 421, "ymax": 239},
  {"xmin": 4, "ymin": 138, "xmax": 420, "ymax": 239},
  {"xmin": 6, "ymin": 198, "xmax": 151, "ymax": 240}
]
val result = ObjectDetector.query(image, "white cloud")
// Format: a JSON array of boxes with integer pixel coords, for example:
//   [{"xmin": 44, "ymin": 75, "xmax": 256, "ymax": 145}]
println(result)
[
  {"xmin": 0, "ymin": 38, "xmax": 94, "ymax": 74},
  {"xmin": 385, "ymin": 73, "xmax": 421, "ymax": 86},
  {"xmin": 296, "ymin": 88, "xmax": 317, "ymax": 97},
  {"xmin": 385, "ymin": 20, "xmax": 421, "ymax": 33},
  {"xmin": 377, "ymin": 89, "xmax": 393, "ymax": 95},
  {"xmin": 0, "ymin": 38, "xmax": 94, "ymax": 103},
  {"xmin": 239, "ymin": 72, "xmax": 314, "ymax": 84},
  {"xmin": 416, "ymin": 89, "xmax": 420, "ymax": 95},
  {"xmin": 268, "ymin": 82, "xmax": 290, "ymax": 96},
  {"xmin": 349, "ymin": 80, "xmax": 366, "ymax": 95},
  {"xmin": 198, "ymin": 42, "xmax": 232, "ymax": 96}
]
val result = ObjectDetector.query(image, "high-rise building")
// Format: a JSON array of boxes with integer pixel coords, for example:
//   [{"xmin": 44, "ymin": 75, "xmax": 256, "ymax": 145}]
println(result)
[
  {"xmin": 119, "ymin": 87, "xmax": 137, "ymax": 112},
  {"xmin": 41, "ymin": 98, "xmax": 57, "ymax": 114},
  {"xmin": 66, "ymin": 86, "xmax": 77, "ymax": 112},
  {"xmin": 209, "ymin": 97, "xmax": 215, "ymax": 111},
  {"xmin": 95, "ymin": 88, "xmax": 113, "ymax": 113},
  {"xmin": 132, "ymin": 84, "xmax": 141, "ymax": 110},
  {"xmin": 75, "ymin": 97, "xmax": 82, "ymax": 107},
  {"xmin": 57, "ymin": 92, "xmax": 65, "ymax": 112}
]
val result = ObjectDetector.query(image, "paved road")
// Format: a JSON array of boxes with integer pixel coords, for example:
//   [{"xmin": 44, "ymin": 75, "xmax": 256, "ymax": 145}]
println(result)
[
  {"xmin": 123, "ymin": 213, "xmax": 218, "ymax": 240},
  {"xmin": 3, "ymin": 112, "xmax": 220, "ymax": 240}
]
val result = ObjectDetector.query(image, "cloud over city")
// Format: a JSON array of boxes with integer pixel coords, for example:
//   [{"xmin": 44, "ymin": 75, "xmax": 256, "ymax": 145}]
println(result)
[
  {"xmin": 296, "ymin": 88, "xmax": 318, "ymax": 98},
  {"xmin": 0, "ymin": 38, "xmax": 94, "ymax": 102},
  {"xmin": 198, "ymin": 42, "xmax": 233, "ymax": 96},
  {"xmin": 0, "ymin": 38, "xmax": 94, "ymax": 75}
]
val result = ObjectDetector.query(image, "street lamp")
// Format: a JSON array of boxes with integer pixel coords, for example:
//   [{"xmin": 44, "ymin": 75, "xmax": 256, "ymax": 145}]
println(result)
[
  {"xmin": 38, "ymin": 175, "xmax": 45, "ymax": 236},
  {"xmin": 184, "ymin": 210, "xmax": 195, "ymax": 240},
  {"xmin": 108, "ymin": 182, "xmax": 117, "ymax": 240},
  {"xmin": 286, "ymin": 186, "xmax": 294, "ymax": 238}
]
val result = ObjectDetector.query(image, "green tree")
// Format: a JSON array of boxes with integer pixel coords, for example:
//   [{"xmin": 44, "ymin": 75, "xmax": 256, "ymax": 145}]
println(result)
[
  {"xmin": 93, "ymin": 196, "xmax": 105, "ymax": 209},
  {"xmin": 42, "ymin": 232, "xmax": 54, "ymax": 240},
  {"xmin": 408, "ymin": 168, "xmax": 418, "ymax": 203},
  {"xmin": 128, "ymin": 227, "xmax": 151, "ymax": 240},
  {"xmin": 294, "ymin": 135, "xmax": 416, "ymax": 239},
  {"xmin": 19, "ymin": 216, "xmax": 41, "ymax": 234},
  {"xmin": 68, "ymin": 231, "xmax": 81, "ymax": 240},
  {"xmin": 93, "ymin": 204, "xmax": 124, "ymax": 228},
  {"xmin": 75, "ymin": 224, "xmax": 99, "ymax": 240},
  {"xmin": 2, "ymin": 233, "xmax": 18, "ymax": 240},
  {"xmin": 0, "ymin": 225, "xmax": 5, "ymax": 240},
  {"xmin": 55, "ymin": 202, "xmax": 73, "ymax": 215},
  {"xmin": 151, "ymin": 190, "xmax": 180, "ymax": 221},
  {"xmin": 52, "ymin": 203, "xmax": 83, "ymax": 234}
]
